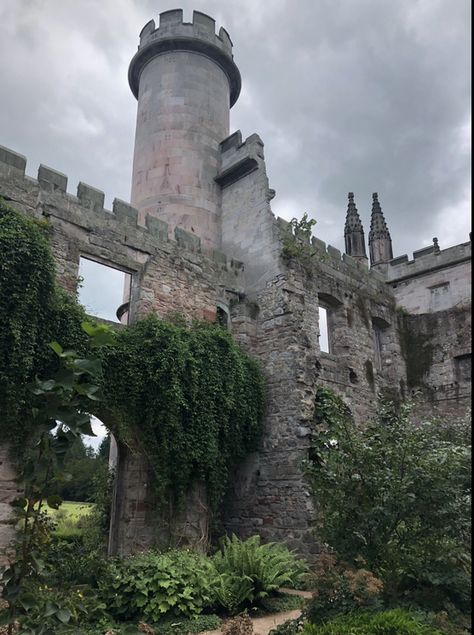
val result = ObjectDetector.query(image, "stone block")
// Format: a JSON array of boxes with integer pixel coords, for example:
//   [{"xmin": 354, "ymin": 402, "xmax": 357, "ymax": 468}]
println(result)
[
  {"xmin": 0, "ymin": 144, "xmax": 26, "ymax": 175},
  {"xmin": 77, "ymin": 182, "xmax": 105, "ymax": 212},
  {"xmin": 311, "ymin": 236, "xmax": 326, "ymax": 252},
  {"xmin": 38, "ymin": 164, "xmax": 67, "ymax": 193},
  {"xmin": 145, "ymin": 214, "xmax": 169, "ymax": 240},
  {"xmin": 327, "ymin": 245, "xmax": 341, "ymax": 260},
  {"xmin": 113, "ymin": 198, "xmax": 138, "ymax": 225},
  {"xmin": 174, "ymin": 227, "xmax": 201, "ymax": 252}
]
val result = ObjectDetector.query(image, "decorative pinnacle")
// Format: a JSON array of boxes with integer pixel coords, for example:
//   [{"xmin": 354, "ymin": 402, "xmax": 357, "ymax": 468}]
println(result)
[
  {"xmin": 369, "ymin": 192, "xmax": 391, "ymax": 241},
  {"xmin": 344, "ymin": 192, "xmax": 364, "ymax": 233},
  {"xmin": 344, "ymin": 192, "xmax": 367, "ymax": 259}
]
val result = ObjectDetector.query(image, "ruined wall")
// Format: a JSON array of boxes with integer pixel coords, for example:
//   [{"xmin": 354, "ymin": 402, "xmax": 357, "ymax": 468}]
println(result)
[
  {"xmin": 0, "ymin": 143, "xmax": 245, "ymax": 555},
  {"xmin": 399, "ymin": 307, "xmax": 471, "ymax": 420},
  {"xmin": 223, "ymin": 218, "xmax": 407, "ymax": 559}
]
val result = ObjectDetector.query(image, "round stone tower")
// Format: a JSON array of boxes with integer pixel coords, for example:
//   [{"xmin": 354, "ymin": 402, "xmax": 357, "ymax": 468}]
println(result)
[{"xmin": 129, "ymin": 9, "xmax": 241, "ymax": 248}]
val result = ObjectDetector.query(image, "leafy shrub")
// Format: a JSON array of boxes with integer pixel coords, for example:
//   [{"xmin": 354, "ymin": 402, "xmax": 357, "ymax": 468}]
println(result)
[
  {"xmin": 156, "ymin": 613, "xmax": 221, "ymax": 634},
  {"xmin": 302, "ymin": 609, "xmax": 444, "ymax": 634},
  {"xmin": 43, "ymin": 535, "xmax": 107, "ymax": 587},
  {"xmin": 305, "ymin": 553, "xmax": 383, "ymax": 624},
  {"xmin": 99, "ymin": 550, "xmax": 217, "ymax": 622},
  {"xmin": 269, "ymin": 617, "xmax": 305, "ymax": 635},
  {"xmin": 306, "ymin": 391, "xmax": 471, "ymax": 612},
  {"xmin": 212, "ymin": 535, "xmax": 308, "ymax": 612},
  {"xmin": 258, "ymin": 592, "xmax": 306, "ymax": 615}
]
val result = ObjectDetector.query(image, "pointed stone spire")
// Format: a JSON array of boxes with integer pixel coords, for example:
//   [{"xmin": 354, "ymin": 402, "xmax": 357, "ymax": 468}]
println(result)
[
  {"xmin": 344, "ymin": 192, "xmax": 367, "ymax": 263},
  {"xmin": 368, "ymin": 192, "xmax": 393, "ymax": 269}
]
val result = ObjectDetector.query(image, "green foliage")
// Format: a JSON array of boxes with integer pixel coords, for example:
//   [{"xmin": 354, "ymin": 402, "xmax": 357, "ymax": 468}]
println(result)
[
  {"xmin": 281, "ymin": 214, "xmax": 322, "ymax": 269},
  {"xmin": 50, "ymin": 437, "xmax": 106, "ymax": 502},
  {"xmin": 156, "ymin": 613, "xmax": 221, "ymax": 634},
  {"xmin": 99, "ymin": 549, "xmax": 217, "ymax": 623},
  {"xmin": 0, "ymin": 199, "xmax": 90, "ymax": 451},
  {"xmin": 0, "ymin": 323, "xmax": 114, "ymax": 633},
  {"xmin": 304, "ymin": 553, "xmax": 383, "ymax": 625},
  {"xmin": 305, "ymin": 389, "xmax": 472, "ymax": 612},
  {"xmin": 269, "ymin": 617, "xmax": 305, "ymax": 635},
  {"xmin": 101, "ymin": 315, "xmax": 265, "ymax": 510},
  {"xmin": 301, "ymin": 608, "xmax": 444, "ymax": 634},
  {"xmin": 212, "ymin": 535, "xmax": 308, "ymax": 612},
  {"xmin": 43, "ymin": 535, "xmax": 107, "ymax": 587}
]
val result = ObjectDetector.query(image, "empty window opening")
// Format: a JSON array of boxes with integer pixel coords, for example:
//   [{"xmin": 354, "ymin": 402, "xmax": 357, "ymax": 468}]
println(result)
[
  {"xmin": 319, "ymin": 306, "xmax": 330, "ymax": 353},
  {"xmin": 78, "ymin": 257, "xmax": 131, "ymax": 323},
  {"xmin": 455, "ymin": 354, "xmax": 471, "ymax": 383},
  {"xmin": 216, "ymin": 305, "xmax": 230, "ymax": 329}
]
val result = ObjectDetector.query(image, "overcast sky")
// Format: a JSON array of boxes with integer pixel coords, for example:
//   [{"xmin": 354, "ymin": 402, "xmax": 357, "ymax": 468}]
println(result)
[{"xmin": 0, "ymin": 0, "xmax": 470, "ymax": 256}]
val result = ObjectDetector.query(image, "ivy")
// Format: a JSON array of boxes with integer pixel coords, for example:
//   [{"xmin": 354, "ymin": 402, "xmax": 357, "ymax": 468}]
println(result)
[
  {"xmin": 0, "ymin": 199, "xmax": 89, "ymax": 451},
  {"xmin": 101, "ymin": 315, "xmax": 265, "ymax": 510},
  {"xmin": 0, "ymin": 199, "xmax": 265, "ymax": 513}
]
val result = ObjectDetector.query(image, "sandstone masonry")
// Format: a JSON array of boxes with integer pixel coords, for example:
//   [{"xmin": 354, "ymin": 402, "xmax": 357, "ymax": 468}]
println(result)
[{"xmin": 0, "ymin": 9, "xmax": 471, "ymax": 560}]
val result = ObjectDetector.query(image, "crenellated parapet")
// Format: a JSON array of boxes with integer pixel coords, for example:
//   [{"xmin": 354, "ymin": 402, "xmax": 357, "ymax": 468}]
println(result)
[
  {"xmin": 276, "ymin": 216, "xmax": 387, "ymax": 286},
  {"xmin": 129, "ymin": 9, "xmax": 241, "ymax": 106},
  {"xmin": 0, "ymin": 143, "xmax": 245, "ymax": 278},
  {"xmin": 216, "ymin": 131, "xmax": 264, "ymax": 187},
  {"xmin": 386, "ymin": 240, "xmax": 471, "ymax": 283}
]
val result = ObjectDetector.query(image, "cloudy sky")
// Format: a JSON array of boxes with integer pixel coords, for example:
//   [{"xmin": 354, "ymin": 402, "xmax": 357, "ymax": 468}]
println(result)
[{"xmin": 0, "ymin": 0, "xmax": 470, "ymax": 257}]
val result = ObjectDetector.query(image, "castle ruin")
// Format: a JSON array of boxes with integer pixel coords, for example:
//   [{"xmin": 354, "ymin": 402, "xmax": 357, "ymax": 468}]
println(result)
[{"xmin": 0, "ymin": 9, "xmax": 471, "ymax": 559}]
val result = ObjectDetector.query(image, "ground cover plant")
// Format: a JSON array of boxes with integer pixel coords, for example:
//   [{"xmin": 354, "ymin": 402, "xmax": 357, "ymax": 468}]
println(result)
[
  {"xmin": 301, "ymin": 608, "xmax": 444, "ymax": 635},
  {"xmin": 0, "ymin": 199, "xmax": 266, "ymax": 633}
]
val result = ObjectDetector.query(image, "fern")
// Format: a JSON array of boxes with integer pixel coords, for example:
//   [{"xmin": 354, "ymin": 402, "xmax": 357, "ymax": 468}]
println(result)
[{"xmin": 213, "ymin": 535, "xmax": 308, "ymax": 608}]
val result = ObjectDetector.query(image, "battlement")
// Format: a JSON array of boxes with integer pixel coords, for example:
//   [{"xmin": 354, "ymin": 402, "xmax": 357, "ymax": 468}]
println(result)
[
  {"xmin": 387, "ymin": 240, "xmax": 471, "ymax": 282},
  {"xmin": 129, "ymin": 9, "xmax": 241, "ymax": 106},
  {"xmin": 216, "ymin": 131, "xmax": 264, "ymax": 187},
  {"xmin": 276, "ymin": 216, "xmax": 386, "ymax": 284},
  {"xmin": 0, "ymin": 143, "xmax": 244, "ymax": 275}
]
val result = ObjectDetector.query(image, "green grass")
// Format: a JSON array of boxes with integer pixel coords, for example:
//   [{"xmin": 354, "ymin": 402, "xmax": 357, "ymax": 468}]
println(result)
[{"xmin": 47, "ymin": 500, "xmax": 95, "ymax": 537}]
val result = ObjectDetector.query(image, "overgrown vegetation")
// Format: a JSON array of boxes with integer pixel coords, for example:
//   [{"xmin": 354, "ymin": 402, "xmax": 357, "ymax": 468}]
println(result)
[
  {"xmin": 281, "ymin": 214, "xmax": 327, "ymax": 270},
  {"xmin": 301, "ymin": 609, "xmax": 444, "ymax": 635},
  {"xmin": 0, "ymin": 199, "xmax": 265, "ymax": 514},
  {"xmin": 304, "ymin": 387, "xmax": 471, "ymax": 631},
  {"xmin": 102, "ymin": 316, "xmax": 264, "ymax": 511}
]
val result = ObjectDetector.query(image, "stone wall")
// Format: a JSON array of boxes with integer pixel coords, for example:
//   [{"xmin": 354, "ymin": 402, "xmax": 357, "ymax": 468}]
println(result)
[
  {"xmin": 399, "ymin": 307, "xmax": 471, "ymax": 419},
  {"xmin": 223, "ymin": 223, "xmax": 407, "ymax": 559},
  {"xmin": 0, "ymin": 143, "xmax": 245, "ymax": 555},
  {"xmin": 387, "ymin": 241, "xmax": 471, "ymax": 314}
]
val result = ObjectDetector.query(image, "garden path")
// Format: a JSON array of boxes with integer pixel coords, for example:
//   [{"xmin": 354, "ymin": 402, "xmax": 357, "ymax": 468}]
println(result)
[{"xmin": 203, "ymin": 589, "xmax": 313, "ymax": 635}]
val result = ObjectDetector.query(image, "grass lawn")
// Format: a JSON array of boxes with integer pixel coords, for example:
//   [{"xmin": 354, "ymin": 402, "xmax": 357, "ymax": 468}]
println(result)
[{"xmin": 47, "ymin": 500, "xmax": 95, "ymax": 537}]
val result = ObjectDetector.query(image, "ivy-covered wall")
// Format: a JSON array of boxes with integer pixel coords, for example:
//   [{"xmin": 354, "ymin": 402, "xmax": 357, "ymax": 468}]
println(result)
[{"xmin": 0, "ymin": 199, "xmax": 265, "ymax": 555}]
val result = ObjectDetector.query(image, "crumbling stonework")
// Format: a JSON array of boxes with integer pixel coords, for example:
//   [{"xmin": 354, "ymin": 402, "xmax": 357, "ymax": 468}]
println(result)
[{"xmin": 0, "ymin": 9, "xmax": 471, "ymax": 560}]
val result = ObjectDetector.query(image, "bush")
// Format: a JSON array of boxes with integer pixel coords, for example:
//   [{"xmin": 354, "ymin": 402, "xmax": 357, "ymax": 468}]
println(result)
[
  {"xmin": 99, "ymin": 549, "xmax": 217, "ymax": 623},
  {"xmin": 306, "ymin": 391, "xmax": 471, "ymax": 611},
  {"xmin": 305, "ymin": 553, "xmax": 383, "ymax": 624},
  {"xmin": 269, "ymin": 617, "xmax": 305, "ymax": 635},
  {"xmin": 302, "ymin": 609, "xmax": 444, "ymax": 634},
  {"xmin": 212, "ymin": 535, "xmax": 308, "ymax": 613},
  {"xmin": 156, "ymin": 613, "xmax": 221, "ymax": 634},
  {"xmin": 44, "ymin": 535, "xmax": 107, "ymax": 587}
]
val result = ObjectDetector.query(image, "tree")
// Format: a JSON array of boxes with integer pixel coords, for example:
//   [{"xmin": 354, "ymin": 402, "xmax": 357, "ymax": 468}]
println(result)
[{"xmin": 305, "ymin": 389, "xmax": 471, "ymax": 612}]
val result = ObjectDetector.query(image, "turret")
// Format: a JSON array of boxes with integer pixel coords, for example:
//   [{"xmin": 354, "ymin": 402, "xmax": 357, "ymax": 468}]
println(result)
[
  {"xmin": 128, "ymin": 10, "xmax": 241, "ymax": 248},
  {"xmin": 344, "ymin": 192, "xmax": 367, "ymax": 265},
  {"xmin": 368, "ymin": 192, "xmax": 393, "ymax": 270}
]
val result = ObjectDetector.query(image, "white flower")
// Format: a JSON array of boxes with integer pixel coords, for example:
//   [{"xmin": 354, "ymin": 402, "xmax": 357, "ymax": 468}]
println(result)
[{"xmin": 328, "ymin": 439, "xmax": 338, "ymax": 447}]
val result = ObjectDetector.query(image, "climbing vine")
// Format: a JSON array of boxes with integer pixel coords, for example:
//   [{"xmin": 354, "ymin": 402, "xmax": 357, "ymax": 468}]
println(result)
[
  {"xmin": 101, "ymin": 315, "xmax": 264, "ymax": 510},
  {"xmin": 0, "ymin": 199, "xmax": 89, "ymax": 451},
  {"xmin": 0, "ymin": 199, "xmax": 265, "ymax": 511}
]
